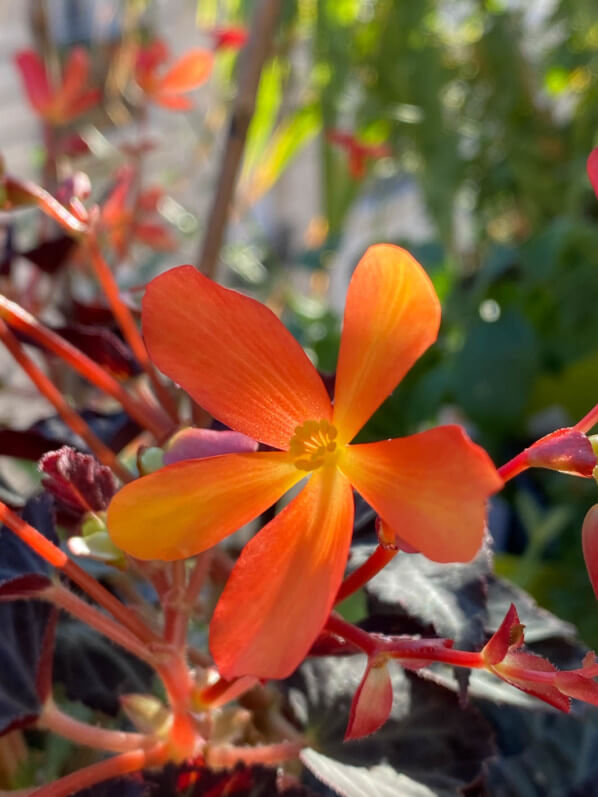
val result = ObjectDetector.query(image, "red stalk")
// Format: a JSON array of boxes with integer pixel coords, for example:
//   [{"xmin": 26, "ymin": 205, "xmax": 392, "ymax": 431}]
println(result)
[
  {"xmin": 29, "ymin": 742, "xmax": 167, "ymax": 797},
  {"xmin": 205, "ymin": 741, "xmax": 304, "ymax": 768},
  {"xmin": 39, "ymin": 700, "xmax": 149, "ymax": 752},
  {"xmin": 0, "ymin": 318, "xmax": 133, "ymax": 483},
  {"xmin": 0, "ymin": 295, "xmax": 169, "ymax": 439},
  {"xmin": 42, "ymin": 584, "xmax": 157, "ymax": 666},
  {"xmin": 497, "ymin": 450, "xmax": 529, "ymax": 482},
  {"xmin": 575, "ymin": 402, "xmax": 598, "ymax": 434},
  {"xmin": 86, "ymin": 235, "xmax": 179, "ymax": 426},
  {"xmin": 335, "ymin": 545, "xmax": 397, "ymax": 604}
]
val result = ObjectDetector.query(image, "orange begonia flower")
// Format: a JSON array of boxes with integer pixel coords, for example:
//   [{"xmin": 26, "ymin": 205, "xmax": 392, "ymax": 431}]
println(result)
[
  {"xmin": 107, "ymin": 244, "xmax": 502, "ymax": 679},
  {"xmin": 134, "ymin": 40, "xmax": 212, "ymax": 111},
  {"xmin": 15, "ymin": 48, "xmax": 100, "ymax": 125}
]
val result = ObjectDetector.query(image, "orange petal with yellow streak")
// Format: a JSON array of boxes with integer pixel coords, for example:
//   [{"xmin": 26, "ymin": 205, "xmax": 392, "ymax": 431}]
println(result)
[
  {"xmin": 211, "ymin": 467, "xmax": 354, "ymax": 679},
  {"xmin": 333, "ymin": 244, "xmax": 440, "ymax": 444},
  {"xmin": 339, "ymin": 425, "xmax": 502, "ymax": 563},
  {"xmin": 142, "ymin": 266, "xmax": 332, "ymax": 449},
  {"xmin": 107, "ymin": 451, "xmax": 301, "ymax": 561}
]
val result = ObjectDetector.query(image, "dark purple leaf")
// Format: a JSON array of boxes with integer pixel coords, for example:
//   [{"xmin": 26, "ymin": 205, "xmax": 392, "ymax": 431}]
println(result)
[
  {"xmin": 71, "ymin": 778, "xmax": 146, "ymax": 797},
  {"xmin": 357, "ymin": 541, "xmax": 492, "ymax": 652},
  {"xmin": 39, "ymin": 446, "xmax": 117, "ymax": 518},
  {"xmin": 15, "ymin": 323, "xmax": 140, "ymax": 378},
  {"xmin": 0, "ymin": 411, "xmax": 141, "ymax": 461},
  {"xmin": 53, "ymin": 324, "xmax": 140, "ymax": 377},
  {"xmin": 0, "ymin": 495, "xmax": 57, "ymax": 734},
  {"xmin": 20, "ymin": 234, "xmax": 77, "ymax": 274},
  {"xmin": 53, "ymin": 621, "xmax": 153, "ymax": 716},
  {"xmin": 286, "ymin": 657, "xmax": 494, "ymax": 796}
]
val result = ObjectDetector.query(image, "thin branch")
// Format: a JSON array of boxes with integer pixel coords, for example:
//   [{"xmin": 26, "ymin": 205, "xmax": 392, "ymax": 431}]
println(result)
[
  {"xmin": 0, "ymin": 318, "xmax": 133, "ymax": 482},
  {"xmin": 86, "ymin": 235, "xmax": 179, "ymax": 425},
  {"xmin": 196, "ymin": 0, "xmax": 282, "ymax": 278},
  {"xmin": 335, "ymin": 545, "xmax": 397, "ymax": 605},
  {"xmin": 0, "ymin": 294, "xmax": 169, "ymax": 439},
  {"xmin": 41, "ymin": 583, "xmax": 157, "ymax": 667},
  {"xmin": 39, "ymin": 700, "xmax": 149, "ymax": 753},
  {"xmin": 29, "ymin": 743, "xmax": 167, "ymax": 797}
]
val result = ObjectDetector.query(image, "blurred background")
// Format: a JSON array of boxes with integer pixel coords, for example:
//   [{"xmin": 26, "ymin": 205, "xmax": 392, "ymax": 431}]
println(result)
[{"xmin": 2, "ymin": 0, "xmax": 598, "ymax": 643}]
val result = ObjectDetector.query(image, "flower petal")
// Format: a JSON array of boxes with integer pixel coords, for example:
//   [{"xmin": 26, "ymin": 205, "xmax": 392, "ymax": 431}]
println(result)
[
  {"xmin": 163, "ymin": 427, "xmax": 258, "ymax": 465},
  {"xmin": 345, "ymin": 658, "xmax": 393, "ymax": 740},
  {"xmin": 158, "ymin": 50, "xmax": 213, "ymax": 94},
  {"xmin": 333, "ymin": 245, "xmax": 441, "ymax": 444},
  {"xmin": 14, "ymin": 51, "xmax": 52, "ymax": 115},
  {"xmin": 339, "ymin": 425, "xmax": 502, "ymax": 563},
  {"xmin": 211, "ymin": 467, "xmax": 354, "ymax": 679},
  {"xmin": 143, "ymin": 266, "xmax": 332, "ymax": 449},
  {"xmin": 107, "ymin": 451, "xmax": 301, "ymax": 560}
]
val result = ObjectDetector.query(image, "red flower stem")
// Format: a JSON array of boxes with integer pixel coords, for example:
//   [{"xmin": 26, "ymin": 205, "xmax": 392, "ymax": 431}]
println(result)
[
  {"xmin": 185, "ymin": 551, "xmax": 212, "ymax": 608},
  {"xmin": 86, "ymin": 235, "xmax": 179, "ymax": 426},
  {"xmin": 382, "ymin": 639, "xmax": 485, "ymax": 669},
  {"xmin": 497, "ymin": 450, "xmax": 529, "ymax": 482},
  {"xmin": 575, "ymin": 402, "xmax": 598, "ymax": 434},
  {"xmin": 325, "ymin": 613, "xmax": 485, "ymax": 669},
  {"xmin": 39, "ymin": 700, "xmax": 150, "ymax": 753},
  {"xmin": 29, "ymin": 742, "xmax": 167, "ymax": 797},
  {"xmin": 205, "ymin": 741, "xmax": 304, "ymax": 768},
  {"xmin": 335, "ymin": 545, "xmax": 397, "ymax": 605},
  {"xmin": 4, "ymin": 176, "xmax": 88, "ymax": 236},
  {"xmin": 325, "ymin": 613, "xmax": 378, "ymax": 655},
  {"xmin": 163, "ymin": 561, "xmax": 188, "ymax": 651},
  {"xmin": 0, "ymin": 295, "xmax": 169, "ymax": 440},
  {"xmin": 0, "ymin": 501, "xmax": 159, "ymax": 645},
  {"xmin": 0, "ymin": 318, "xmax": 133, "ymax": 483},
  {"xmin": 41, "ymin": 584, "xmax": 158, "ymax": 667}
]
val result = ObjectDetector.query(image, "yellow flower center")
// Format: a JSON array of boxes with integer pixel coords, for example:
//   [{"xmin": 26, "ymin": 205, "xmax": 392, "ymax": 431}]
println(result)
[{"xmin": 289, "ymin": 419, "xmax": 338, "ymax": 471}]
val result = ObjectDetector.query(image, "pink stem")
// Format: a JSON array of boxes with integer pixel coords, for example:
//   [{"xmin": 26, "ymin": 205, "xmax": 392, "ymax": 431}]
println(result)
[
  {"xmin": 41, "ymin": 584, "xmax": 157, "ymax": 667},
  {"xmin": 39, "ymin": 700, "xmax": 149, "ymax": 753},
  {"xmin": 575, "ymin": 402, "xmax": 598, "ymax": 434},
  {"xmin": 29, "ymin": 743, "xmax": 167, "ymax": 797},
  {"xmin": 205, "ymin": 741, "xmax": 304, "ymax": 768}
]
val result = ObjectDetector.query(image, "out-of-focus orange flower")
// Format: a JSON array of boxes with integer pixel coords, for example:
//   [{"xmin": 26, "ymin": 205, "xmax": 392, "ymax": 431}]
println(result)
[
  {"xmin": 100, "ymin": 167, "xmax": 176, "ymax": 257},
  {"xmin": 14, "ymin": 48, "xmax": 100, "ymax": 125},
  {"xmin": 208, "ymin": 25, "xmax": 248, "ymax": 51},
  {"xmin": 134, "ymin": 40, "xmax": 212, "ymax": 110},
  {"xmin": 326, "ymin": 129, "xmax": 392, "ymax": 179},
  {"xmin": 107, "ymin": 244, "xmax": 501, "ymax": 679}
]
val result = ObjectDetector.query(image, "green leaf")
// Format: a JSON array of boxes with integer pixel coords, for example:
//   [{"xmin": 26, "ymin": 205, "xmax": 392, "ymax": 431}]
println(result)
[{"xmin": 453, "ymin": 309, "xmax": 539, "ymax": 429}]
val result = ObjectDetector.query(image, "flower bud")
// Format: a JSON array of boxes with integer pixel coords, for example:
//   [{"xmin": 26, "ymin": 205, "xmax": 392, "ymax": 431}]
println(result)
[{"xmin": 582, "ymin": 504, "xmax": 598, "ymax": 599}]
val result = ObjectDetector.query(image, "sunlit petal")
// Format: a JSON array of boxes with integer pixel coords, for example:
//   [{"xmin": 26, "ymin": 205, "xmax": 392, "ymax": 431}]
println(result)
[
  {"xmin": 211, "ymin": 467, "xmax": 354, "ymax": 679},
  {"xmin": 107, "ymin": 451, "xmax": 301, "ymax": 560},
  {"xmin": 339, "ymin": 426, "xmax": 502, "ymax": 562},
  {"xmin": 14, "ymin": 51, "xmax": 52, "ymax": 115},
  {"xmin": 333, "ymin": 245, "xmax": 440, "ymax": 444},
  {"xmin": 143, "ymin": 266, "xmax": 332, "ymax": 449},
  {"xmin": 158, "ymin": 50, "xmax": 213, "ymax": 93}
]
